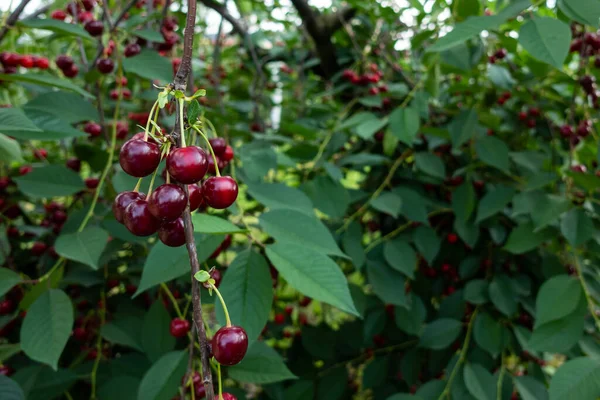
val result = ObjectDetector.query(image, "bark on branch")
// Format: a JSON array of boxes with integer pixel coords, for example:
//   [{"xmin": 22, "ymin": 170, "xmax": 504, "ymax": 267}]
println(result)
[{"xmin": 0, "ymin": 0, "xmax": 33, "ymax": 43}]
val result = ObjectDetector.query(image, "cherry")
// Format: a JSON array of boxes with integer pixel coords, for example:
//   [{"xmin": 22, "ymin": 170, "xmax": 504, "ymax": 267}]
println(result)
[
  {"xmin": 208, "ymin": 138, "xmax": 227, "ymax": 156},
  {"xmin": 222, "ymin": 145, "xmax": 234, "ymax": 162},
  {"xmin": 0, "ymin": 177, "xmax": 11, "ymax": 190},
  {"xmin": 84, "ymin": 20, "xmax": 104, "ymax": 36},
  {"xmin": 495, "ymin": 48, "xmax": 507, "ymax": 59},
  {"xmin": 119, "ymin": 138, "xmax": 161, "ymax": 177},
  {"xmin": 368, "ymin": 87, "xmax": 379, "ymax": 96},
  {"xmin": 560, "ymin": 125, "xmax": 573, "ymax": 137},
  {"xmin": 0, "ymin": 365, "xmax": 14, "ymax": 376},
  {"xmin": 34, "ymin": 57, "xmax": 49, "ymax": 69},
  {"xmin": 212, "ymin": 325, "xmax": 248, "ymax": 366},
  {"xmin": 78, "ymin": 11, "xmax": 94, "ymax": 23},
  {"xmin": 131, "ymin": 131, "xmax": 158, "ymax": 144},
  {"xmin": 34, "ymin": 148, "xmax": 48, "ymax": 160},
  {"xmin": 526, "ymin": 119, "xmax": 536, "ymax": 128},
  {"xmin": 96, "ymin": 58, "xmax": 114, "ymax": 74},
  {"xmin": 158, "ymin": 217, "xmax": 186, "ymax": 247},
  {"xmin": 126, "ymin": 284, "xmax": 137, "ymax": 295},
  {"xmin": 31, "ymin": 242, "xmax": 48, "ymax": 256},
  {"xmin": 571, "ymin": 165, "xmax": 587, "ymax": 173},
  {"xmin": 518, "ymin": 111, "xmax": 527, "ymax": 121},
  {"xmin": 124, "ymin": 43, "xmax": 141, "ymax": 57},
  {"xmin": 284, "ymin": 305, "xmax": 293, "ymax": 315},
  {"xmin": 188, "ymin": 184, "xmax": 204, "ymax": 211},
  {"xmin": 51, "ymin": 9, "xmax": 67, "ymax": 20},
  {"xmin": 124, "ymin": 199, "xmax": 160, "ymax": 236},
  {"xmin": 210, "ymin": 269, "xmax": 222, "ymax": 287},
  {"xmin": 55, "ymin": 55, "xmax": 74, "ymax": 70},
  {"xmin": 52, "ymin": 210, "xmax": 68, "ymax": 224},
  {"xmin": 63, "ymin": 64, "xmax": 79, "ymax": 78},
  {"xmin": 274, "ymin": 313, "xmax": 285, "ymax": 325},
  {"xmin": 299, "ymin": 296, "xmax": 312, "ymax": 307},
  {"xmin": 81, "ymin": 0, "xmax": 96, "ymax": 11},
  {"xmin": 72, "ymin": 327, "xmax": 87, "ymax": 341},
  {"xmin": 19, "ymin": 55, "xmax": 34, "ymax": 68},
  {"xmin": 84, "ymin": 122, "xmax": 102, "ymax": 137},
  {"xmin": 202, "ymin": 176, "xmax": 238, "ymax": 209},
  {"xmin": 220, "ymin": 394, "xmax": 237, "ymax": 400},
  {"xmin": 166, "ymin": 146, "xmax": 208, "ymax": 184},
  {"xmin": 113, "ymin": 191, "xmax": 146, "ymax": 223},
  {"xmin": 1, "ymin": 53, "xmax": 21, "ymax": 67},
  {"xmin": 207, "ymin": 155, "xmax": 225, "ymax": 175},
  {"xmin": 148, "ymin": 184, "xmax": 187, "ymax": 221},
  {"xmin": 447, "ymin": 233, "xmax": 459, "ymax": 244},
  {"xmin": 170, "ymin": 318, "xmax": 190, "ymax": 338},
  {"xmin": 0, "ymin": 299, "xmax": 15, "ymax": 315},
  {"xmin": 85, "ymin": 178, "xmax": 100, "ymax": 189},
  {"xmin": 162, "ymin": 16, "xmax": 177, "ymax": 30}
]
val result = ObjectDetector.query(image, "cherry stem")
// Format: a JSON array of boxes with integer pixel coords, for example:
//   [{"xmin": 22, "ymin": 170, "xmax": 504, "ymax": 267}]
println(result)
[
  {"xmin": 210, "ymin": 283, "xmax": 231, "ymax": 327},
  {"xmin": 217, "ymin": 363, "xmax": 223, "ymax": 399},
  {"xmin": 193, "ymin": 126, "xmax": 221, "ymax": 177},
  {"xmin": 146, "ymin": 166, "xmax": 159, "ymax": 197},
  {"xmin": 203, "ymin": 117, "xmax": 219, "ymax": 138},
  {"xmin": 133, "ymin": 177, "xmax": 143, "ymax": 193},
  {"xmin": 144, "ymin": 100, "xmax": 159, "ymax": 141}
]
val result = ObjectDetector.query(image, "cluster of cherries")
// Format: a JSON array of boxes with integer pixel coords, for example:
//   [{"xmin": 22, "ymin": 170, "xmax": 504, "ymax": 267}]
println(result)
[
  {"xmin": 517, "ymin": 107, "xmax": 541, "ymax": 129},
  {"xmin": 0, "ymin": 52, "xmax": 49, "ymax": 75},
  {"xmin": 560, "ymin": 119, "xmax": 593, "ymax": 146},
  {"xmin": 488, "ymin": 47, "xmax": 507, "ymax": 64},
  {"xmin": 113, "ymin": 132, "xmax": 238, "ymax": 247},
  {"xmin": 341, "ymin": 63, "xmax": 392, "ymax": 107}
]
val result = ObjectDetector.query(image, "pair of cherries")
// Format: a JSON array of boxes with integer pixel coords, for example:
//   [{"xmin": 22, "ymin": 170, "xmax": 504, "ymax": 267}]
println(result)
[{"xmin": 113, "ymin": 133, "xmax": 238, "ymax": 246}]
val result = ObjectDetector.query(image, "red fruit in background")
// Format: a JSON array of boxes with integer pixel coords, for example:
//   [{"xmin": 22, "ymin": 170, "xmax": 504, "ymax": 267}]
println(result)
[
  {"xmin": 124, "ymin": 43, "xmax": 141, "ymax": 57},
  {"xmin": 1, "ymin": 52, "xmax": 21, "ymax": 67},
  {"xmin": 113, "ymin": 191, "xmax": 146, "ymax": 223},
  {"xmin": 447, "ymin": 233, "xmax": 459, "ymax": 244},
  {"xmin": 52, "ymin": 210, "xmax": 68, "ymax": 224},
  {"xmin": 115, "ymin": 121, "xmax": 129, "ymax": 139},
  {"xmin": 518, "ymin": 111, "xmax": 527, "ymax": 121},
  {"xmin": 96, "ymin": 58, "xmax": 114, "ymax": 74},
  {"xmin": 284, "ymin": 305, "xmax": 293, "ymax": 315},
  {"xmin": 81, "ymin": 0, "xmax": 96, "ymax": 11},
  {"xmin": 299, "ymin": 297, "xmax": 312, "ymax": 307},
  {"xmin": 78, "ymin": 11, "xmax": 94, "ymax": 23},
  {"xmin": 19, "ymin": 55, "xmax": 34, "ymax": 68},
  {"xmin": 34, "ymin": 57, "xmax": 50, "ymax": 69},
  {"xmin": 0, "ymin": 300, "xmax": 15, "ymax": 315},
  {"xmin": 110, "ymin": 89, "xmax": 119, "ymax": 100},
  {"xmin": 119, "ymin": 139, "xmax": 161, "ymax": 177},
  {"xmin": 63, "ymin": 64, "xmax": 79, "ymax": 78},
  {"xmin": 274, "ymin": 313, "xmax": 285, "ymax": 324},
  {"xmin": 202, "ymin": 176, "xmax": 238, "ymax": 209},
  {"xmin": 158, "ymin": 218, "xmax": 186, "ymax": 247},
  {"xmin": 529, "ymin": 107, "xmax": 540, "ymax": 117},
  {"xmin": 84, "ymin": 122, "xmax": 102, "ymax": 137},
  {"xmin": 0, "ymin": 365, "xmax": 14, "ymax": 376},
  {"xmin": 212, "ymin": 325, "xmax": 248, "ymax": 366},
  {"xmin": 571, "ymin": 165, "xmax": 587, "ymax": 173},
  {"xmin": 249, "ymin": 122, "xmax": 263, "ymax": 132},
  {"xmin": 220, "ymin": 394, "xmax": 237, "ymax": 400},
  {"xmin": 494, "ymin": 48, "xmax": 507, "ymax": 59},
  {"xmin": 72, "ymin": 327, "xmax": 87, "ymax": 341},
  {"xmin": 188, "ymin": 184, "xmax": 204, "ymax": 211},
  {"xmin": 166, "ymin": 147, "xmax": 209, "ymax": 184},
  {"xmin": 208, "ymin": 137, "xmax": 227, "ymax": 156},
  {"xmin": 124, "ymin": 199, "xmax": 160, "ymax": 236},
  {"xmin": 170, "ymin": 318, "xmax": 190, "ymax": 337},
  {"xmin": 526, "ymin": 119, "xmax": 536, "ymax": 128},
  {"xmin": 51, "ymin": 9, "xmax": 67, "ymax": 20},
  {"xmin": 162, "ymin": 15, "xmax": 177, "ymax": 30},
  {"xmin": 210, "ymin": 269, "xmax": 222, "ymax": 287},
  {"xmin": 84, "ymin": 20, "xmax": 104, "ymax": 36},
  {"xmin": 85, "ymin": 178, "xmax": 100, "ymax": 189},
  {"xmin": 34, "ymin": 148, "xmax": 48, "ymax": 160},
  {"xmin": 56, "ymin": 55, "xmax": 74, "ymax": 70},
  {"xmin": 19, "ymin": 165, "xmax": 32, "ymax": 175},
  {"xmin": 148, "ymin": 184, "xmax": 187, "ymax": 221},
  {"xmin": 560, "ymin": 125, "xmax": 573, "ymax": 137},
  {"xmin": 368, "ymin": 86, "xmax": 379, "ymax": 95},
  {"xmin": 222, "ymin": 145, "xmax": 234, "ymax": 162},
  {"xmin": 31, "ymin": 242, "xmax": 48, "ymax": 256},
  {"xmin": 0, "ymin": 176, "xmax": 11, "ymax": 190}
]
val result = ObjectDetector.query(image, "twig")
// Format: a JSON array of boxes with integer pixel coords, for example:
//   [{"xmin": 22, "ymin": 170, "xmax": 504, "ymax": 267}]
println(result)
[
  {"xmin": 573, "ymin": 255, "xmax": 600, "ymax": 331},
  {"xmin": 101, "ymin": 0, "xmax": 113, "ymax": 30},
  {"xmin": 172, "ymin": 1, "xmax": 215, "ymax": 398},
  {"xmin": 112, "ymin": 0, "xmax": 138, "ymax": 31},
  {"xmin": 0, "ymin": 0, "xmax": 33, "ymax": 43}
]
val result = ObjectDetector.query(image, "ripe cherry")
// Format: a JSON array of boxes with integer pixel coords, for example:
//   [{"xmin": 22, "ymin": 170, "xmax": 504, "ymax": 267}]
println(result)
[
  {"xmin": 124, "ymin": 199, "xmax": 160, "ymax": 236},
  {"xmin": 222, "ymin": 146, "xmax": 234, "ymax": 162},
  {"xmin": 212, "ymin": 325, "xmax": 248, "ymax": 366},
  {"xmin": 55, "ymin": 55, "xmax": 74, "ymax": 70},
  {"xmin": 210, "ymin": 269, "xmax": 222, "ymax": 288},
  {"xmin": 0, "ymin": 299, "xmax": 15, "ymax": 315},
  {"xmin": 81, "ymin": 0, "xmax": 96, "ymax": 11},
  {"xmin": 34, "ymin": 57, "xmax": 49, "ymax": 69},
  {"xmin": 119, "ymin": 138, "xmax": 161, "ymax": 177},
  {"xmin": 113, "ymin": 192, "xmax": 145, "ymax": 223},
  {"xmin": 220, "ymin": 394, "xmax": 237, "ymax": 400},
  {"xmin": 158, "ymin": 217, "xmax": 186, "ymax": 247},
  {"xmin": 170, "ymin": 318, "xmax": 190, "ymax": 338},
  {"xmin": 51, "ymin": 9, "xmax": 67, "ymax": 20},
  {"xmin": 63, "ymin": 64, "xmax": 79, "ymax": 78},
  {"xmin": 85, "ymin": 178, "xmax": 100, "ymax": 189},
  {"xmin": 188, "ymin": 184, "xmax": 204, "ymax": 211},
  {"xmin": 78, "ymin": 11, "xmax": 94, "ymax": 23},
  {"xmin": 31, "ymin": 242, "xmax": 48, "ymax": 256},
  {"xmin": 84, "ymin": 20, "xmax": 104, "ymax": 36},
  {"xmin": 52, "ymin": 210, "xmax": 68, "ymax": 224},
  {"xmin": 96, "ymin": 58, "xmax": 114, "ymax": 74},
  {"xmin": 72, "ymin": 327, "xmax": 87, "ymax": 341},
  {"xmin": 202, "ymin": 176, "xmax": 238, "ymax": 209},
  {"xmin": 19, "ymin": 55, "xmax": 34, "ymax": 68},
  {"xmin": 447, "ymin": 233, "xmax": 459, "ymax": 244},
  {"xmin": 274, "ymin": 313, "xmax": 285, "ymax": 325},
  {"xmin": 124, "ymin": 43, "xmax": 141, "ymax": 57},
  {"xmin": 208, "ymin": 138, "xmax": 227, "ymax": 156},
  {"xmin": 84, "ymin": 122, "xmax": 102, "ymax": 137},
  {"xmin": 148, "ymin": 184, "xmax": 187, "ymax": 221},
  {"xmin": 166, "ymin": 146, "xmax": 209, "ymax": 184},
  {"xmin": 0, "ymin": 365, "xmax": 14, "ymax": 376},
  {"xmin": 34, "ymin": 148, "xmax": 48, "ymax": 160}
]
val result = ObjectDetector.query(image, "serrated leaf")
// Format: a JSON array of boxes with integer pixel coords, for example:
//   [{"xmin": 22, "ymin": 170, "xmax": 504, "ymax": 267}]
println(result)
[
  {"xmin": 0, "ymin": 268, "xmax": 21, "ymax": 297},
  {"xmin": 489, "ymin": 276, "xmax": 518, "ymax": 316},
  {"xmin": 415, "ymin": 152, "xmax": 446, "ymax": 179},
  {"xmin": 515, "ymin": 376, "xmax": 549, "ymax": 400},
  {"xmin": 394, "ymin": 294, "xmax": 426, "ymax": 335},
  {"xmin": 449, "ymin": 109, "xmax": 478, "ymax": 148},
  {"xmin": 371, "ymin": 192, "xmax": 402, "ymax": 218},
  {"xmin": 428, "ymin": 15, "xmax": 502, "ymax": 52},
  {"xmin": 354, "ymin": 117, "xmax": 388, "ymax": 140},
  {"xmin": 23, "ymin": 91, "xmax": 98, "ymax": 124},
  {"xmin": 137, "ymin": 351, "xmax": 187, "ymax": 400},
  {"xmin": 19, "ymin": 18, "xmax": 93, "ymax": 39},
  {"xmin": 0, "ymin": 134, "xmax": 24, "ymax": 163},
  {"xmin": 142, "ymin": 302, "xmax": 175, "ymax": 362},
  {"xmin": 531, "ymin": 195, "xmax": 570, "ymax": 230},
  {"xmin": 464, "ymin": 279, "xmax": 489, "ymax": 305},
  {"xmin": 394, "ymin": 187, "xmax": 429, "ymax": 223},
  {"xmin": 246, "ymin": 181, "xmax": 313, "ymax": 215},
  {"xmin": 384, "ymin": 239, "xmax": 416, "ymax": 279},
  {"xmin": 302, "ymin": 176, "xmax": 350, "ymax": 219},
  {"xmin": 528, "ymin": 296, "xmax": 586, "ymax": 353},
  {"xmin": 101, "ymin": 317, "xmax": 143, "ymax": 351},
  {"xmin": 475, "ymin": 136, "xmax": 510, "ymax": 173},
  {"xmin": 266, "ymin": 243, "xmax": 358, "ymax": 315},
  {"xmin": 0, "ymin": 108, "xmax": 42, "ymax": 134},
  {"xmin": 134, "ymin": 28, "xmax": 164, "ymax": 42},
  {"xmin": 503, "ymin": 222, "xmax": 553, "ymax": 254},
  {"xmin": 419, "ymin": 318, "xmax": 462, "ymax": 349},
  {"xmin": 54, "ymin": 227, "xmax": 109, "ymax": 270},
  {"xmin": 558, "ymin": 0, "xmax": 600, "ymax": 26},
  {"xmin": 123, "ymin": 50, "xmax": 173, "ymax": 83},
  {"xmin": 0, "ymin": 375, "xmax": 24, "ymax": 400},
  {"xmin": 14, "ymin": 165, "xmax": 85, "ymax": 198},
  {"xmin": 389, "ymin": 106, "xmax": 420, "ymax": 145},
  {"xmin": 473, "ymin": 312, "xmax": 503, "ymax": 357},
  {"xmin": 228, "ymin": 341, "xmax": 297, "ymax": 383},
  {"xmin": 518, "ymin": 17, "xmax": 571, "ymax": 69},
  {"xmin": 413, "ymin": 226, "xmax": 441, "ymax": 264},
  {"xmin": 464, "ymin": 364, "xmax": 496, "ymax": 400},
  {"xmin": 191, "ymin": 214, "xmax": 244, "ymax": 234},
  {"xmin": 475, "ymin": 185, "xmax": 515, "ymax": 222},
  {"xmin": 561, "ymin": 208, "xmax": 594, "ymax": 246},
  {"xmin": 0, "ymin": 73, "xmax": 94, "ymax": 98},
  {"xmin": 452, "ymin": 182, "xmax": 476, "ymax": 223},
  {"xmin": 215, "ymin": 250, "xmax": 274, "ymax": 342},
  {"xmin": 367, "ymin": 261, "xmax": 408, "ymax": 307},
  {"xmin": 548, "ymin": 357, "xmax": 600, "ymax": 400},
  {"xmin": 342, "ymin": 222, "xmax": 365, "ymax": 269},
  {"xmin": 535, "ymin": 275, "xmax": 582, "ymax": 328},
  {"xmin": 187, "ymin": 99, "xmax": 201, "ymax": 123},
  {"xmin": 20, "ymin": 290, "xmax": 73, "ymax": 370}
]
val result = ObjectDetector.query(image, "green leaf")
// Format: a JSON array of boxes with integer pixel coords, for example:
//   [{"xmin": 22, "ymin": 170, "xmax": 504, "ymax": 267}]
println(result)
[
  {"xmin": 14, "ymin": 165, "xmax": 85, "ymax": 199},
  {"xmin": 215, "ymin": 250, "xmax": 274, "ymax": 342},
  {"xmin": 0, "ymin": 343, "xmax": 21, "ymax": 363},
  {"xmin": 101, "ymin": 318, "xmax": 143, "ymax": 351},
  {"xmin": 260, "ymin": 209, "xmax": 346, "ymax": 258},
  {"xmin": 415, "ymin": 153, "xmax": 446, "ymax": 179},
  {"xmin": 475, "ymin": 186, "xmax": 515, "ymax": 223},
  {"xmin": 558, "ymin": 0, "xmax": 600, "ymax": 26},
  {"xmin": 98, "ymin": 376, "xmax": 140, "ymax": 400},
  {"xmin": 464, "ymin": 279, "xmax": 489, "ymax": 305},
  {"xmin": 548, "ymin": 357, "xmax": 600, "ymax": 400},
  {"xmin": 123, "ymin": 50, "xmax": 173, "ymax": 83},
  {"xmin": 452, "ymin": 182, "xmax": 476, "ymax": 223},
  {"xmin": 384, "ymin": 239, "xmax": 416, "ymax": 279},
  {"xmin": 23, "ymin": 91, "xmax": 98, "ymax": 124},
  {"xmin": 394, "ymin": 294, "xmax": 426, "ymax": 335},
  {"xmin": 528, "ymin": 297, "xmax": 586, "ymax": 353},
  {"xmin": 518, "ymin": 17, "xmax": 571, "ymax": 69},
  {"xmin": 389, "ymin": 106, "xmax": 420, "ymax": 145},
  {"xmin": 339, "ymin": 111, "xmax": 378, "ymax": 130},
  {"xmin": 17, "ymin": 111, "xmax": 88, "ymax": 140},
  {"xmin": 0, "ymin": 73, "xmax": 94, "ymax": 98},
  {"xmin": 531, "ymin": 195, "xmax": 570, "ymax": 230},
  {"xmin": 137, "ymin": 351, "xmax": 187, "ymax": 400},
  {"xmin": 449, "ymin": 109, "xmax": 478, "ymax": 148},
  {"xmin": 54, "ymin": 227, "xmax": 109, "ymax": 270},
  {"xmin": 0, "ymin": 108, "xmax": 42, "ymax": 134},
  {"xmin": 342, "ymin": 222, "xmax": 366, "ymax": 269},
  {"xmin": 487, "ymin": 65, "xmax": 516, "ymax": 89},
  {"xmin": 266, "ymin": 243, "xmax": 357, "ymax": 315},
  {"xmin": 302, "ymin": 176, "xmax": 350, "ymax": 219},
  {"xmin": 503, "ymin": 222, "xmax": 553, "ymax": 254},
  {"xmin": 419, "ymin": 318, "xmax": 463, "ymax": 349},
  {"xmin": 19, "ymin": 18, "xmax": 93, "ymax": 39},
  {"xmin": 135, "ymin": 234, "xmax": 223, "ymax": 295},
  {"xmin": 363, "ymin": 356, "xmax": 389, "ymax": 389},
  {"xmin": 428, "ymin": 15, "xmax": 502, "ymax": 52},
  {"xmin": 464, "ymin": 364, "xmax": 496, "ymax": 400},
  {"xmin": 0, "ymin": 268, "xmax": 21, "ymax": 297},
  {"xmin": 238, "ymin": 142, "xmax": 278, "ymax": 181},
  {"xmin": 142, "ymin": 302, "xmax": 176, "ymax": 362},
  {"xmin": 187, "ymin": 99, "xmax": 201, "ymax": 123},
  {"xmin": 535, "ymin": 275, "xmax": 582, "ymax": 328},
  {"xmin": 20, "ymin": 289, "xmax": 73, "ymax": 370},
  {"xmin": 561, "ymin": 208, "xmax": 594, "ymax": 246},
  {"xmin": 191, "ymin": 214, "xmax": 244, "ymax": 234},
  {"xmin": 367, "ymin": 261, "xmax": 408, "ymax": 307},
  {"xmin": 413, "ymin": 226, "xmax": 441, "ymax": 264},
  {"xmin": 489, "ymin": 276, "xmax": 518, "ymax": 316},
  {"xmin": 370, "ymin": 192, "xmax": 402, "ymax": 218},
  {"xmin": 228, "ymin": 341, "xmax": 297, "ymax": 384},
  {"xmin": 246, "ymin": 181, "xmax": 313, "ymax": 215},
  {"xmin": 394, "ymin": 187, "xmax": 429, "ymax": 223},
  {"xmin": 475, "ymin": 136, "xmax": 510, "ymax": 173},
  {"xmin": 134, "ymin": 28, "xmax": 165, "ymax": 42},
  {"xmin": 515, "ymin": 376, "xmax": 549, "ymax": 400},
  {"xmin": 354, "ymin": 117, "xmax": 388, "ymax": 140},
  {"xmin": 473, "ymin": 312, "xmax": 503, "ymax": 357},
  {"xmin": 0, "ymin": 375, "xmax": 24, "ymax": 400},
  {"xmin": 0, "ymin": 134, "xmax": 22, "ymax": 163}
]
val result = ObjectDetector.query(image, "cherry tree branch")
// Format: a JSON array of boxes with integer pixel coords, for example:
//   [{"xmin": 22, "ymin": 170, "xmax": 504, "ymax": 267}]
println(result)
[
  {"xmin": 0, "ymin": 0, "xmax": 33, "ymax": 43},
  {"xmin": 172, "ymin": 1, "xmax": 215, "ymax": 398}
]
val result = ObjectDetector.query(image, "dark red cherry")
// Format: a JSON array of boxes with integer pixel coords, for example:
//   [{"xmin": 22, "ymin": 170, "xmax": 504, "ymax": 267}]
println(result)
[
  {"xmin": 202, "ymin": 269, "xmax": 222, "ymax": 288},
  {"xmin": 166, "ymin": 147, "xmax": 208, "ymax": 184},
  {"xmin": 19, "ymin": 55, "xmax": 34, "ymax": 69},
  {"xmin": 220, "ymin": 394, "xmax": 237, "ymax": 400},
  {"xmin": 212, "ymin": 325, "xmax": 248, "ymax": 366},
  {"xmin": 0, "ymin": 299, "xmax": 15, "ymax": 315},
  {"xmin": 203, "ymin": 176, "xmax": 238, "ymax": 209},
  {"xmin": 274, "ymin": 313, "xmax": 285, "ymax": 324},
  {"xmin": 124, "ymin": 199, "xmax": 160, "ymax": 236},
  {"xmin": 0, "ymin": 365, "xmax": 14, "ymax": 377},
  {"xmin": 170, "ymin": 318, "xmax": 190, "ymax": 338},
  {"xmin": 66, "ymin": 158, "xmax": 82, "ymax": 173},
  {"xmin": 188, "ymin": 184, "xmax": 204, "ymax": 211},
  {"xmin": 148, "ymin": 184, "xmax": 187, "ymax": 221},
  {"xmin": 85, "ymin": 177, "xmax": 100, "ymax": 189},
  {"xmin": 124, "ymin": 43, "xmax": 141, "ymax": 57},
  {"xmin": 63, "ymin": 64, "xmax": 79, "ymax": 78},
  {"xmin": 158, "ymin": 217, "xmax": 186, "ymax": 247},
  {"xmin": 84, "ymin": 20, "xmax": 104, "ymax": 36},
  {"xmin": 119, "ymin": 139, "xmax": 161, "ymax": 177},
  {"xmin": 208, "ymin": 138, "xmax": 226, "ymax": 156},
  {"xmin": 96, "ymin": 58, "xmax": 114, "ymax": 74},
  {"xmin": 81, "ymin": 0, "xmax": 96, "ymax": 11},
  {"xmin": 52, "ymin": 210, "xmax": 67, "ymax": 224},
  {"xmin": 222, "ymin": 145, "xmax": 234, "ymax": 162},
  {"xmin": 113, "ymin": 191, "xmax": 146, "ymax": 223},
  {"xmin": 55, "ymin": 55, "xmax": 74, "ymax": 70},
  {"xmin": 206, "ymin": 156, "xmax": 226, "ymax": 175},
  {"xmin": 84, "ymin": 122, "xmax": 102, "ymax": 137},
  {"xmin": 31, "ymin": 242, "xmax": 48, "ymax": 256},
  {"xmin": 51, "ymin": 9, "xmax": 67, "ymax": 20}
]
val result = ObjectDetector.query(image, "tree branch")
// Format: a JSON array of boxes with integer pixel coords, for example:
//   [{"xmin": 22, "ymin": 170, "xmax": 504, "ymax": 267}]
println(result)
[
  {"xmin": 0, "ymin": 0, "xmax": 34, "ymax": 43},
  {"xmin": 172, "ymin": 1, "xmax": 215, "ymax": 399}
]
